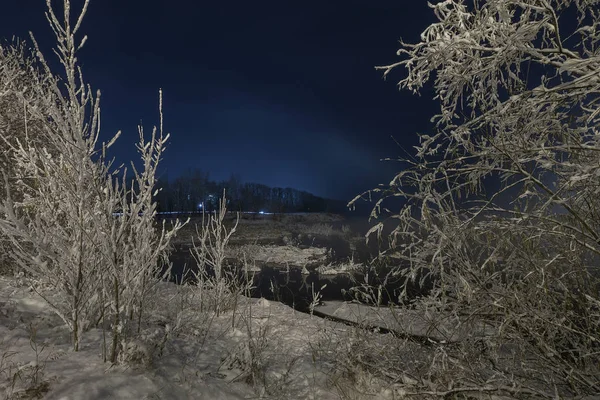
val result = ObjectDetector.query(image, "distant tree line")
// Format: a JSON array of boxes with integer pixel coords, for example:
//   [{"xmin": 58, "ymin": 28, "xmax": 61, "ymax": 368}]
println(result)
[{"xmin": 153, "ymin": 168, "xmax": 346, "ymax": 214}]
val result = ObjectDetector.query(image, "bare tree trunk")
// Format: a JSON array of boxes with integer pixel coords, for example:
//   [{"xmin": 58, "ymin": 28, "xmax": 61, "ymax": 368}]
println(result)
[
  {"xmin": 73, "ymin": 217, "xmax": 84, "ymax": 352},
  {"xmin": 110, "ymin": 275, "xmax": 120, "ymax": 363}
]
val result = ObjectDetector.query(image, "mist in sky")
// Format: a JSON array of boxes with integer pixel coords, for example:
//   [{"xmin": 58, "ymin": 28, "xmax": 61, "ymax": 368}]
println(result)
[{"xmin": 0, "ymin": 0, "xmax": 437, "ymax": 200}]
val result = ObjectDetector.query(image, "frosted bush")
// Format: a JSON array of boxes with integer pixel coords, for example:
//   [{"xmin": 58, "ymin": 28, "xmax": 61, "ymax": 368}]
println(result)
[{"xmin": 351, "ymin": 0, "xmax": 600, "ymax": 396}]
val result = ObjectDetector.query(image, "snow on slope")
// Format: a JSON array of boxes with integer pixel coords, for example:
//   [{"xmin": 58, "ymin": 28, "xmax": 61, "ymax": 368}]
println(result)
[{"xmin": 0, "ymin": 275, "xmax": 395, "ymax": 400}]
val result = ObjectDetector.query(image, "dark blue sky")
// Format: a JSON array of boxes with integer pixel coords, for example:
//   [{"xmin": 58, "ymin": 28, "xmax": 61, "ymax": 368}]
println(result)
[{"xmin": 1, "ymin": 0, "xmax": 437, "ymax": 200}]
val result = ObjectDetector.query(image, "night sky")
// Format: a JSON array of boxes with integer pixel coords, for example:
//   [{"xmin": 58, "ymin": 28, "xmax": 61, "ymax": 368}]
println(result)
[{"xmin": 1, "ymin": 1, "xmax": 437, "ymax": 201}]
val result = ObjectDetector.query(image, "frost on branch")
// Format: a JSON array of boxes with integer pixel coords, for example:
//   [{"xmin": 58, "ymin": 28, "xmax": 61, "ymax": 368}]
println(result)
[
  {"xmin": 0, "ymin": 40, "xmax": 54, "ymax": 274},
  {"xmin": 354, "ymin": 0, "xmax": 600, "ymax": 396},
  {"xmin": 0, "ymin": 0, "xmax": 185, "ymax": 359}
]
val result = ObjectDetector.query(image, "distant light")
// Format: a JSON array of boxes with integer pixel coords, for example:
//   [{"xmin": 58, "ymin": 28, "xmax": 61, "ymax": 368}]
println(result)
[
  {"xmin": 259, "ymin": 211, "xmax": 265, "ymax": 215},
  {"xmin": 198, "ymin": 202, "xmax": 203, "ymax": 209}
]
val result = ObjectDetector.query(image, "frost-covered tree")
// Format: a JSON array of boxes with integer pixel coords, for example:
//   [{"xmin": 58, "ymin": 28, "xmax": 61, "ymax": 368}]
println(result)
[
  {"xmin": 99, "ymin": 108, "xmax": 186, "ymax": 363},
  {"xmin": 191, "ymin": 191, "xmax": 239, "ymax": 316},
  {"xmin": 0, "ymin": 0, "xmax": 108, "ymax": 351},
  {"xmin": 0, "ymin": 40, "xmax": 55, "ymax": 273},
  {"xmin": 0, "ymin": 0, "xmax": 185, "ymax": 357},
  {"xmin": 355, "ymin": 0, "xmax": 600, "ymax": 396}
]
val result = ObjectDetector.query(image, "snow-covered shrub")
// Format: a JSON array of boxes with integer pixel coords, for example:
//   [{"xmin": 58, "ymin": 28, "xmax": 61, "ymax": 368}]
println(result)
[
  {"xmin": 0, "ymin": 0, "xmax": 114, "ymax": 350},
  {"xmin": 117, "ymin": 337, "xmax": 152, "ymax": 368},
  {"xmin": 191, "ymin": 192, "xmax": 246, "ymax": 316},
  {"xmin": 99, "ymin": 120, "xmax": 186, "ymax": 363},
  {"xmin": 351, "ymin": 0, "xmax": 600, "ymax": 396},
  {"xmin": 222, "ymin": 302, "xmax": 301, "ymax": 398},
  {"xmin": 0, "ymin": 40, "xmax": 55, "ymax": 277},
  {"xmin": 0, "ymin": 0, "xmax": 185, "ymax": 358}
]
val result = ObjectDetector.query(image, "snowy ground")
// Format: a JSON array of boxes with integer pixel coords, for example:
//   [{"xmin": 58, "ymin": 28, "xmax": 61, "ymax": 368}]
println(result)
[
  {"xmin": 2, "ymin": 276, "xmax": 585, "ymax": 400},
  {"xmin": 226, "ymin": 245, "xmax": 329, "ymax": 271},
  {"xmin": 172, "ymin": 213, "xmax": 347, "ymax": 246},
  {"xmin": 173, "ymin": 212, "xmax": 363, "ymax": 276},
  {"xmin": 0, "ymin": 275, "xmax": 397, "ymax": 400},
  {"xmin": 315, "ymin": 260, "xmax": 362, "ymax": 276},
  {"xmin": 315, "ymin": 301, "xmax": 495, "ymax": 343}
]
